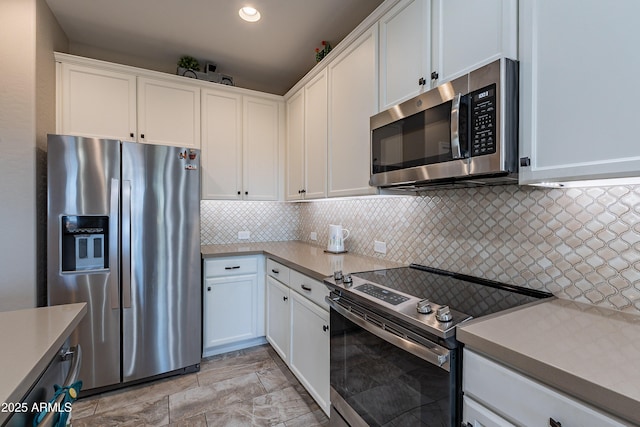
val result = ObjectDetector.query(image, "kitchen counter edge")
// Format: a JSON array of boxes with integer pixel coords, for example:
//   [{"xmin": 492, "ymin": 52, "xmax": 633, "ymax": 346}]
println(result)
[{"xmin": 201, "ymin": 241, "xmax": 405, "ymax": 281}]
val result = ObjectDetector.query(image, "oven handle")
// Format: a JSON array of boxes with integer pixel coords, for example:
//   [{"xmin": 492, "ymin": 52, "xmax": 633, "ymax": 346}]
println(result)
[{"xmin": 327, "ymin": 297, "xmax": 450, "ymax": 371}]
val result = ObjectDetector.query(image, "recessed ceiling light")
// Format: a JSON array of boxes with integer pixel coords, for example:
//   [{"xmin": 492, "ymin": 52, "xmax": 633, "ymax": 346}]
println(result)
[{"xmin": 239, "ymin": 6, "xmax": 261, "ymax": 22}]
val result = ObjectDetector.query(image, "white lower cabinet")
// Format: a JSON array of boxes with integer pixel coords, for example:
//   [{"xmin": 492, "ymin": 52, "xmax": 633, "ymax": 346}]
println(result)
[
  {"xmin": 202, "ymin": 256, "xmax": 265, "ymax": 357},
  {"xmin": 266, "ymin": 259, "xmax": 330, "ymax": 416},
  {"xmin": 266, "ymin": 275, "xmax": 291, "ymax": 363},
  {"xmin": 463, "ymin": 349, "xmax": 627, "ymax": 427}
]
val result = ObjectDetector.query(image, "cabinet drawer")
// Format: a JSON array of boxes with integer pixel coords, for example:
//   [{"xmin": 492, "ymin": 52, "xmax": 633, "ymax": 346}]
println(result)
[
  {"xmin": 205, "ymin": 256, "xmax": 258, "ymax": 277},
  {"xmin": 267, "ymin": 259, "xmax": 290, "ymax": 284},
  {"xmin": 290, "ymin": 269, "xmax": 329, "ymax": 310},
  {"xmin": 463, "ymin": 350, "xmax": 626, "ymax": 426}
]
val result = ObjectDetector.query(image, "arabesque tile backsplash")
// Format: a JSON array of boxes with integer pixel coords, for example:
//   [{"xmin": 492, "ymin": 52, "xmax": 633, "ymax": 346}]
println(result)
[{"xmin": 201, "ymin": 185, "xmax": 640, "ymax": 314}]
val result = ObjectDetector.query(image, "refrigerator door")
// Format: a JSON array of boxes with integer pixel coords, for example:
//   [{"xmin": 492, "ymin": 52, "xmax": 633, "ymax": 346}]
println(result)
[
  {"xmin": 121, "ymin": 142, "xmax": 201, "ymax": 383},
  {"xmin": 47, "ymin": 135, "xmax": 121, "ymax": 391}
]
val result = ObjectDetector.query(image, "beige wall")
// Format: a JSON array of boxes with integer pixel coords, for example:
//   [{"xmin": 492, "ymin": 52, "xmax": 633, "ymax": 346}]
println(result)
[{"xmin": 0, "ymin": 0, "xmax": 67, "ymax": 311}]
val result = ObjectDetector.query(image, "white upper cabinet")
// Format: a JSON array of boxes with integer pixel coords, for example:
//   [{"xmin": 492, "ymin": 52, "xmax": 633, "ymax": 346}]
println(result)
[
  {"xmin": 201, "ymin": 89, "xmax": 243, "ymax": 199},
  {"xmin": 378, "ymin": 0, "xmax": 517, "ymax": 111},
  {"xmin": 243, "ymin": 96, "xmax": 281, "ymax": 201},
  {"xmin": 57, "ymin": 62, "xmax": 137, "ymax": 142},
  {"xmin": 431, "ymin": 0, "xmax": 517, "ymax": 86},
  {"xmin": 137, "ymin": 77, "xmax": 201, "ymax": 148},
  {"xmin": 378, "ymin": 0, "xmax": 431, "ymax": 110},
  {"xmin": 201, "ymin": 92, "xmax": 282, "ymax": 201},
  {"xmin": 328, "ymin": 27, "xmax": 378, "ymax": 198},
  {"xmin": 285, "ymin": 88, "xmax": 305, "ymax": 200},
  {"xmin": 518, "ymin": 0, "xmax": 640, "ymax": 185},
  {"xmin": 286, "ymin": 70, "xmax": 328, "ymax": 201},
  {"xmin": 303, "ymin": 70, "xmax": 328, "ymax": 200}
]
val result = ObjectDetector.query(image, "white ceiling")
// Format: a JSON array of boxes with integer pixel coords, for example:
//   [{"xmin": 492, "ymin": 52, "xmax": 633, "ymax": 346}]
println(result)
[{"xmin": 45, "ymin": 0, "xmax": 385, "ymax": 95}]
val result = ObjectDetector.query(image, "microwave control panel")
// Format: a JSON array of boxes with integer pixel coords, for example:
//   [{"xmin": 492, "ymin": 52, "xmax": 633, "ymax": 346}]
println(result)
[{"xmin": 470, "ymin": 84, "xmax": 496, "ymax": 157}]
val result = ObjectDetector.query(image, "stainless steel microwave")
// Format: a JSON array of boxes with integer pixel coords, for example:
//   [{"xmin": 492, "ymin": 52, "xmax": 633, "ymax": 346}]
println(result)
[{"xmin": 370, "ymin": 58, "xmax": 518, "ymax": 190}]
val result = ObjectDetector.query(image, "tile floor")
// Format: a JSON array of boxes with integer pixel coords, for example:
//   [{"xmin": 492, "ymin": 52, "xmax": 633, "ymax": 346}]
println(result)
[{"xmin": 71, "ymin": 345, "xmax": 329, "ymax": 426}]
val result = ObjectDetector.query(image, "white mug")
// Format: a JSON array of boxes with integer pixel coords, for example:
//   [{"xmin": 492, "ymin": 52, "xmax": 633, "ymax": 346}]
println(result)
[{"xmin": 328, "ymin": 224, "xmax": 350, "ymax": 252}]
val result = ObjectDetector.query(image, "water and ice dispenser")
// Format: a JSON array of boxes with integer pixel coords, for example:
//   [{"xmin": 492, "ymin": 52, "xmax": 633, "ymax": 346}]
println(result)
[{"xmin": 60, "ymin": 216, "xmax": 109, "ymax": 272}]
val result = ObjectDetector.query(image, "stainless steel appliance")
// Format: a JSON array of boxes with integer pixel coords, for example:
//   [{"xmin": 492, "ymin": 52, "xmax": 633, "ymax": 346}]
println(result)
[
  {"xmin": 370, "ymin": 58, "xmax": 518, "ymax": 190},
  {"xmin": 325, "ymin": 264, "xmax": 553, "ymax": 426},
  {"xmin": 47, "ymin": 134, "xmax": 201, "ymax": 393}
]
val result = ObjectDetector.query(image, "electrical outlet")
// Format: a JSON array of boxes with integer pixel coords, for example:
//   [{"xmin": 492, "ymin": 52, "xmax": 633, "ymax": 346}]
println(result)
[
  {"xmin": 238, "ymin": 230, "xmax": 250, "ymax": 240},
  {"xmin": 310, "ymin": 232, "xmax": 318, "ymax": 241},
  {"xmin": 374, "ymin": 240, "xmax": 387, "ymax": 254}
]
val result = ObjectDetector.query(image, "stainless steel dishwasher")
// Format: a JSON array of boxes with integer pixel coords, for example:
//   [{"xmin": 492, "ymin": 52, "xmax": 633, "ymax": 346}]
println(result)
[{"xmin": 4, "ymin": 343, "xmax": 81, "ymax": 427}]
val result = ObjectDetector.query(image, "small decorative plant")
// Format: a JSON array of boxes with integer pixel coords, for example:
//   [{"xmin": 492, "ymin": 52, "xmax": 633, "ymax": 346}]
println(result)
[
  {"xmin": 178, "ymin": 55, "xmax": 200, "ymax": 71},
  {"xmin": 315, "ymin": 41, "xmax": 332, "ymax": 63}
]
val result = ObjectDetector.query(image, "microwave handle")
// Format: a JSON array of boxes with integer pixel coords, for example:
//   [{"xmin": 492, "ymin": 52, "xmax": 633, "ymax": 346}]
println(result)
[{"xmin": 450, "ymin": 93, "xmax": 462, "ymax": 159}]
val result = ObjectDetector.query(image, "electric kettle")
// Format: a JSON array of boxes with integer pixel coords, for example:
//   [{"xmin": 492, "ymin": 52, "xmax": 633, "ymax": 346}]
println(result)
[{"xmin": 327, "ymin": 224, "xmax": 349, "ymax": 253}]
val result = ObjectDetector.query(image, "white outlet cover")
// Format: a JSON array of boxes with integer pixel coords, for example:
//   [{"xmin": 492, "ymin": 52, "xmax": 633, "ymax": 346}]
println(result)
[
  {"xmin": 374, "ymin": 240, "xmax": 387, "ymax": 254},
  {"xmin": 238, "ymin": 230, "xmax": 250, "ymax": 240},
  {"xmin": 310, "ymin": 232, "xmax": 318, "ymax": 241}
]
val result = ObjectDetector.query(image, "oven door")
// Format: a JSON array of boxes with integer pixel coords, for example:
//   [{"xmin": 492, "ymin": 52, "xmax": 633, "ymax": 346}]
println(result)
[{"xmin": 328, "ymin": 298, "xmax": 459, "ymax": 427}]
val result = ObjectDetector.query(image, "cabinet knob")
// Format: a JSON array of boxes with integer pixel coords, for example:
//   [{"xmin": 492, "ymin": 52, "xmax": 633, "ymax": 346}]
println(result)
[
  {"xmin": 237, "ymin": 191, "xmax": 241, "ymax": 195},
  {"xmin": 418, "ymin": 77, "xmax": 426, "ymax": 86},
  {"xmin": 283, "ymin": 296, "xmax": 288, "ymax": 302},
  {"xmin": 245, "ymin": 191, "xmax": 248, "ymax": 195},
  {"xmin": 207, "ymin": 286, "xmax": 211, "ymax": 291},
  {"xmin": 323, "ymin": 325, "xmax": 329, "ymax": 332},
  {"xmin": 130, "ymin": 132, "xmax": 134, "ymax": 138},
  {"xmin": 141, "ymin": 133, "xmax": 145, "ymax": 139},
  {"xmin": 430, "ymin": 71, "xmax": 439, "ymax": 80}
]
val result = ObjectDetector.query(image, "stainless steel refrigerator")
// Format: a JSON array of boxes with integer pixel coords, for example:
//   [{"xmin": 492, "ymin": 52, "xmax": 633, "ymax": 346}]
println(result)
[{"xmin": 47, "ymin": 134, "xmax": 201, "ymax": 392}]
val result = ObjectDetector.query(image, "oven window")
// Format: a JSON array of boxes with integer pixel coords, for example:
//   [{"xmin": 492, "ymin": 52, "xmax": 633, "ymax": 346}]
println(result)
[
  {"xmin": 371, "ymin": 101, "xmax": 453, "ymax": 174},
  {"xmin": 330, "ymin": 308, "xmax": 457, "ymax": 426}
]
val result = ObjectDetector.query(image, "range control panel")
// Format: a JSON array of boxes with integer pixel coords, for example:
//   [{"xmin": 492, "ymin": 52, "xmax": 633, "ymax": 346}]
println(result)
[{"xmin": 470, "ymin": 84, "xmax": 497, "ymax": 157}]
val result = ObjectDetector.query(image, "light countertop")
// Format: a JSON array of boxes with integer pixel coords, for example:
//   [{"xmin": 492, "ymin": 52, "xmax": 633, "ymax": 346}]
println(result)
[
  {"xmin": 202, "ymin": 240, "xmax": 405, "ymax": 280},
  {"xmin": 457, "ymin": 298, "xmax": 640, "ymax": 425},
  {"xmin": 0, "ymin": 303, "xmax": 86, "ymax": 424}
]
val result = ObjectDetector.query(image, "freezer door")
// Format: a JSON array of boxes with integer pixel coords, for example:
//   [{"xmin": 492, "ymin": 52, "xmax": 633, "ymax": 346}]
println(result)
[
  {"xmin": 121, "ymin": 142, "xmax": 202, "ymax": 382},
  {"xmin": 47, "ymin": 134, "xmax": 121, "ymax": 391}
]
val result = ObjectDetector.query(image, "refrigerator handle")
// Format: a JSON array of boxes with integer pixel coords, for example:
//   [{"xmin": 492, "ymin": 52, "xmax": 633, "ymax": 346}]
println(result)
[
  {"xmin": 122, "ymin": 180, "xmax": 132, "ymax": 309},
  {"xmin": 109, "ymin": 179, "xmax": 120, "ymax": 309}
]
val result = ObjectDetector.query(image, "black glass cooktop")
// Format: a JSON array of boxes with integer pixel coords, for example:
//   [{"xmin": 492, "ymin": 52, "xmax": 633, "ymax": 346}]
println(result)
[{"xmin": 352, "ymin": 264, "xmax": 553, "ymax": 319}]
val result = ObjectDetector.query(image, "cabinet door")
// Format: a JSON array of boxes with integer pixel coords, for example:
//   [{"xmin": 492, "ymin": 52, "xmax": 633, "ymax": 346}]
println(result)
[
  {"xmin": 304, "ymin": 69, "xmax": 328, "ymax": 199},
  {"xmin": 290, "ymin": 292, "xmax": 330, "ymax": 415},
  {"xmin": 519, "ymin": 0, "xmax": 640, "ymax": 185},
  {"xmin": 431, "ymin": 0, "xmax": 517, "ymax": 85},
  {"xmin": 286, "ymin": 89, "xmax": 305, "ymax": 200},
  {"xmin": 58, "ymin": 63, "xmax": 137, "ymax": 141},
  {"xmin": 266, "ymin": 276, "xmax": 290, "ymax": 363},
  {"xmin": 137, "ymin": 77, "xmax": 200, "ymax": 148},
  {"xmin": 328, "ymin": 27, "xmax": 378, "ymax": 198},
  {"xmin": 378, "ymin": 0, "xmax": 431, "ymax": 110},
  {"xmin": 243, "ymin": 96, "xmax": 280, "ymax": 200},
  {"xmin": 201, "ymin": 89, "xmax": 243, "ymax": 199},
  {"xmin": 203, "ymin": 274, "xmax": 258, "ymax": 349}
]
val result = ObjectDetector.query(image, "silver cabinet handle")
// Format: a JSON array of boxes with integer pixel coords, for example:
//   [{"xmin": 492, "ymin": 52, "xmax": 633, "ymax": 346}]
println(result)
[
  {"xmin": 301, "ymin": 284, "xmax": 312, "ymax": 292},
  {"xmin": 450, "ymin": 93, "xmax": 462, "ymax": 159}
]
